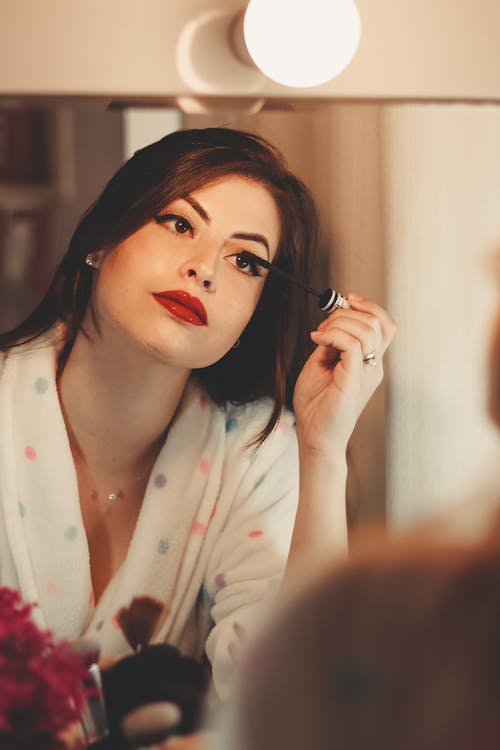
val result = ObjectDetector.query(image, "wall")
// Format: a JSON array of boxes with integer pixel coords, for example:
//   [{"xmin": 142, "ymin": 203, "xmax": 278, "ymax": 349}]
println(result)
[
  {"xmin": 384, "ymin": 104, "xmax": 500, "ymax": 529},
  {"xmin": 0, "ymin": 100, "xmax": 124, "ymax": 331},
  {"xmin": 1, "ymin": 1, "xmax": 500, "ymax": 101}
]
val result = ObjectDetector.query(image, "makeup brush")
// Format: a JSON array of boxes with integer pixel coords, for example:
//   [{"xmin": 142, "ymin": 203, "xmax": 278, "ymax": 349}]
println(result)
[{"xmin": 241, "ymin": 252, "xmax": 350, "ymax": 313}]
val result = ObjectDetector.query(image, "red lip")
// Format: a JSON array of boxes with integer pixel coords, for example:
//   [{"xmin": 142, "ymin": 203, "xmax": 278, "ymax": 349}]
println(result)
[{"xmin": 152, "ymin": 290, "xmax": 208, "ymax": 326}]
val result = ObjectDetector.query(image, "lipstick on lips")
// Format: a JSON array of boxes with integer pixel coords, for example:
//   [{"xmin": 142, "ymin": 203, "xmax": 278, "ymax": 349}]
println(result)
[{"xmin": 152, "ymin": 290, "xmax": 208, "ymax": 326}]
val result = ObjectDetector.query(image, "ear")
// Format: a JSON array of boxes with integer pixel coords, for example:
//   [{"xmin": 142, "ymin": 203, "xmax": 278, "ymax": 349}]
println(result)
[
  {"xmin": 92, "ymin": 249, "xmax": 105, "ymax": 269},
  {"xmin": 85, "ymin": 250, "xmax": 105, "ymax": 270}
]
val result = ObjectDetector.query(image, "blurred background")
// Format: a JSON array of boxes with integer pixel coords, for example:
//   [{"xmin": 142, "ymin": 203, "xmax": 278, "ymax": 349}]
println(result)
[{"xmin": 1, "ymin": 0, "xmax": 499, "ymax": 533}]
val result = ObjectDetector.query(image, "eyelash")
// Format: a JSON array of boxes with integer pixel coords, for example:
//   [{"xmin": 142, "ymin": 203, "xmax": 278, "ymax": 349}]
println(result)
[
  {"xmin": 154, "ymin": 213, "xmax": 194, "ymax": 236},
  {"xmin": 154, "ymin": 213, "xmax": 266, "ymax": 279},
  {"xmin": 229, "ymin": 251, "xmax": 264, "ymax": 278}
]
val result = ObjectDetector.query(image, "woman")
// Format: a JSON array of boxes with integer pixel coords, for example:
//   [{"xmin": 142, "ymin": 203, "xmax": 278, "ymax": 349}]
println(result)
[{"xmin": 0, "ymin": 128, "xmax": 395, "ymax": 697}]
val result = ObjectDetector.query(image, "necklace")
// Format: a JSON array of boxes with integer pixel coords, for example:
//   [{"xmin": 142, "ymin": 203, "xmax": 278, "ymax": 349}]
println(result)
[
  {"xmin": 89, "ymin": 466, "xmax": 153, "ymax": 505},
  {"xmin": 90, "ymin": 489, "xmax": 125, "ymax": 503},
  {"xmin": 74, "ymin": 430, "xmax": 170, "ymax": 509}
]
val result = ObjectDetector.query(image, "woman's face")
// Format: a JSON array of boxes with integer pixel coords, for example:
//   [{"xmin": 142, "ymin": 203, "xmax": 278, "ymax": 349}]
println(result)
[{"xmin": 89, "ymin": 175, "xmax": 281, "ymax": 368}]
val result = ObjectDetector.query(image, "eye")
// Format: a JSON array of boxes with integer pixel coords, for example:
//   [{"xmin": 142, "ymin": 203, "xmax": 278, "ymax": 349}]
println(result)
[
  {"xmin": 154, "ymin": 213, "xmax": 194, "ymax": 236},
  {"xmin": 226, "ymin": 251, "xmax": 265, "ymax": 278}
]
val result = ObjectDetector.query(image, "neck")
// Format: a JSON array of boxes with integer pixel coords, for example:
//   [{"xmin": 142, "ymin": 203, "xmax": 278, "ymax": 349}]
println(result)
[{"xmin": 58, "ymin": 324, "xmax": 190, "ymax": 477}]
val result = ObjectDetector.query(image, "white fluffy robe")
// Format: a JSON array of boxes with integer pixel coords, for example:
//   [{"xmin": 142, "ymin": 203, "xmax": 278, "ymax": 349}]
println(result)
[{"xmin": 0, "ymin": 334, "xmax": 299, "ymax": 696}]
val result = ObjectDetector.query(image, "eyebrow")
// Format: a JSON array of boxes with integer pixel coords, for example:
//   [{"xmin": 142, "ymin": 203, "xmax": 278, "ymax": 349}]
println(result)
[
  {"xmin": 184, "ymin": 195, "xmax": 210, "ymax": 222},
  {"xmin": 231, "ymin": 233, "xmax": 270, "ymax": 258},
  {"xmin": 183, "ymin": 195, "xmax": 270, "ymax": 258}
]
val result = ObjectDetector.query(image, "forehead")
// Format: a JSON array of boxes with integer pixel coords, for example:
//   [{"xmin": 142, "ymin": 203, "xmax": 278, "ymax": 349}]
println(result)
[{"xmin": 187, "ymin": 175, "xmax": 281, "ymax": 246}]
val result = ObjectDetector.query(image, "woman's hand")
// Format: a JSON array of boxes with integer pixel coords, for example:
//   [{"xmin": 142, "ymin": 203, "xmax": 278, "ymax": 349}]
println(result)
[
  {"xmin": 160, "ymin": 732, "xmax": 215, "ymax": 749},
  {"xmin": 293, "ymin": 294, "xmax": 396, "ymax": 458}
]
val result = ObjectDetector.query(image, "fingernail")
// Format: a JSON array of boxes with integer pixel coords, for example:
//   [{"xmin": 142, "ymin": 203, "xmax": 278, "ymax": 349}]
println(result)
[{"xmin": 348, "ymin": 293, "xmax": 363, "ymax": 302}]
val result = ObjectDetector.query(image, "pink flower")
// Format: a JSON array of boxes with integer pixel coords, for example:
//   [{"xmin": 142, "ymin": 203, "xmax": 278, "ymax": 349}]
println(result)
[{"xmin": 0, "ymin": 587, "xmax": 88, "ymax": 750}]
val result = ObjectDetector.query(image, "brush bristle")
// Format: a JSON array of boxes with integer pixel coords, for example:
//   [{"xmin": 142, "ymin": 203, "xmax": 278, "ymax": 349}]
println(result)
[{"xmin": 116, "ymin": 596, "xmax": 166, "ymax": 651}]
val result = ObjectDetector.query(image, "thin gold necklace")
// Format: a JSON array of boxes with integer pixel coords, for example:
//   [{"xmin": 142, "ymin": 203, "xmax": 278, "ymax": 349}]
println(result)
[
  {"xmin": 90, "ymin": 467, "xmax": 152, "ymax": 505},
  {"xmin": 90, "ymin": 488, "xmax": 126, "ymax": 503}
]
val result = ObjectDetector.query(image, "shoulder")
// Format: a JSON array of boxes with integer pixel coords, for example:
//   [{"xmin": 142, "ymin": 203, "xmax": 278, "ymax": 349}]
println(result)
[
  {"xmin": 0, "ymin": 328, "xmax": 61, "ymax": 381},
  {"xmin": 223, "ymin": 398, "xmax": 297, "ymax": 460}
]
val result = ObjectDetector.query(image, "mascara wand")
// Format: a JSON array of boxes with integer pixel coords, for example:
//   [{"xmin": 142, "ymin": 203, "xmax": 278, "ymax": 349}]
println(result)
[{"xmin": 245, "ymin": 254, "xmax": 350, "ymax": 313}]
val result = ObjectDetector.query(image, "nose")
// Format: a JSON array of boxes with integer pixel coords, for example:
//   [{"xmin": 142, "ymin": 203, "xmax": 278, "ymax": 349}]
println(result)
[{"xmin": 180, "ymin": 251, "xmax": 219, "ymax": 292}]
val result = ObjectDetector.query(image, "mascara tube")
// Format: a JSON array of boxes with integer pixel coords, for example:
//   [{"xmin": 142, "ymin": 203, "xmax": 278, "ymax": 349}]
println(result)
[{"xmin": 318, "ymin": 288, "xmax": 350, "ymax": 313}]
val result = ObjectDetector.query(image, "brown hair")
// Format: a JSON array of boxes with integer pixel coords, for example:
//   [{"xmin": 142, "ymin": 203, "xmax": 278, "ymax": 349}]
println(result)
[
  {"xmin": 0, "ymin": 128, "xmax": 319, "ymax": 443},
  {"xmin": 240, "ymin": 525, "xmax": 500, "ymax": 750}
]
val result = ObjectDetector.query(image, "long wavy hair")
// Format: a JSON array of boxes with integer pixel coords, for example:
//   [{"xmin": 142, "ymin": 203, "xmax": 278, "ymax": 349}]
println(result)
[{"xmin": 0, "ymin": 127, "xmax": 319, "ymax": 443}]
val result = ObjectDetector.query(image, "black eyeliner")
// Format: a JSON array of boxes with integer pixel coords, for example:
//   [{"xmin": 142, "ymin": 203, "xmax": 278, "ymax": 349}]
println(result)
[{"xmin": 239, "ymin": 252, "xmax": 350, "ymax": 313}]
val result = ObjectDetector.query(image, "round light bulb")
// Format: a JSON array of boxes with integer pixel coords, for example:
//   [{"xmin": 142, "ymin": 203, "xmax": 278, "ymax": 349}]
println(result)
[{"xmin": 243, "ymin": 0, "xmax": 361, "ymax": 88}]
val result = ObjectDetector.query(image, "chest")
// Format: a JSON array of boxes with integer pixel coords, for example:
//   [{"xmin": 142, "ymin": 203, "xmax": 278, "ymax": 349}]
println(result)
[{"xmin": 76, "ymin": 468, "xmax": 149, "ymax": 603}]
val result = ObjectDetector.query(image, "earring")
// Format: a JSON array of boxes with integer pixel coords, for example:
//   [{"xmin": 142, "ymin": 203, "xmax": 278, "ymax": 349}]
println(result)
[
  {"xmin": 232, "ymin": 339, "xmax": 240, "ymax": 349},
  {"xmin": 85, "ymin": 253, "xmax": 97, "ymax": 268}
]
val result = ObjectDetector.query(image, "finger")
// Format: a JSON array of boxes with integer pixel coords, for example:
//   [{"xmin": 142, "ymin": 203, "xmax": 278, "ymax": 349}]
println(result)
[
  {"xmin": 318, "ymin": 308, "xmax": 381, "ymax": 334},
  {"xmin": 346, "ymin": 294, "xmax": 397, "ymax": 352},
  {"xmin": 311, "ymin": 328, "xmax": 384, "ymax": 381},
  {"xmin": 310, "ymin": 329, "xmax": 364, "ymax": 374},
  {"xmin": 315, "ymin": 315, "xmax": 380, "ymax": 357}
]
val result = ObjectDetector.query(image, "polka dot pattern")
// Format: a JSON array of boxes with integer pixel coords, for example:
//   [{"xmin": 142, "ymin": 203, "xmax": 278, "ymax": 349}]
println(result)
[
  {"xmin": 248, "ymin": 530, "xmax": 264, "ymax": 539},
  {"xmin": 24, "ymin": 445, "xmax": 37, "ymax": 461},
  {"xmin": 64, "ymin": 525, "xmax": 78, "ymax": 541},
  {"xmin": 253, "ymin": 474, "xmax": 265, "ymax": 490},
  {"xmin": 201, "ymin": 586, "xmax": 214, "ymax": 609},
  {"xmin": 35, "ymin": 377, "xmax": 49, "ymax": 394},
  {"xmin": 192, "ymin": 521, "xmax": 206, "ymax": 536},
  {"xmin": 199, "ymin": 459, "xmax": 210, "ymax": 475},
  {"xmin": 157, "ymin": 538, "xmax": 170, "ymax": 554},
  {"xmin": 278, "ymin": 418, "xmax": 291, "ymax": 432},
  {"xmin": 111, "ymin": 613, "xmax": 121, "ymax": 629},
  {"xmin": 18, "ymin": 502, "xmax": 25, "ymax": 518},
  {"xmin": 215, "ymin": 573, "xmax": 226, "ymax": 589},
  {"xmin": 95, "ymin": 620, "xmax": 104, "ymax": 632},
  {"xmin": 154, "ymin": 473, "xmax": 167, "ymax": 489},
  {"xmin": 225, "ymin": 417, "xmax": 238, "ymax": 433}
]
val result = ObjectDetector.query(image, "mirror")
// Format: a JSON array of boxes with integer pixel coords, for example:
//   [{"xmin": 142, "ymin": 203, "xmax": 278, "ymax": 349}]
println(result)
[{"xmin": 1, "ymin": 97, "xmax": 499, "ymax": 528}]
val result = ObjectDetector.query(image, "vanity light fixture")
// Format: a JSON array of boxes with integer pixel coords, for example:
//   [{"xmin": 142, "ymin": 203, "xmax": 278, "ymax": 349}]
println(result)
[
  {"xmin": 174, "ymin": 0, "xmax": 361, "ymax": 109},
  {"xmin": 241, "ymin": 0, "xmax": 361, "ymax": 88}
]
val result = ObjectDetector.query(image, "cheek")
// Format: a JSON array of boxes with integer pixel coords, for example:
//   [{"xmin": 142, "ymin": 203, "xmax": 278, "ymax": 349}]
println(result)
[
  {"xmin": 221, "ymin": 288, "xmax": 262, "ymax": 331},
  {"xmin": 92, "ymin": 265, "xmax": 144, "ymax": 326}
]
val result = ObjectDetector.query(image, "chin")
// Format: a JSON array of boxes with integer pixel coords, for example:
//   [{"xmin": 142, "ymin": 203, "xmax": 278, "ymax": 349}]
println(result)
[{"xmin": 141, "ymin": 340, "xmax": 220, "ymax": 370}]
